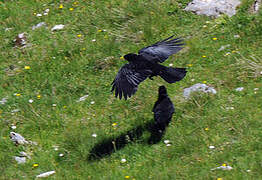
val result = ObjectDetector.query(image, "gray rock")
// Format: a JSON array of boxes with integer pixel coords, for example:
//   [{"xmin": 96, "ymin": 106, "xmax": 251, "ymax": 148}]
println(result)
[
  {"xmin": 183, "ymin": 83, "xmax": 217, "ymax": 99},
  {"xmin": 10, "ymin": 132, "xmax": 28, "ymax": 145},
  {"xmin": 185, "ymin": 0, "xmax": 241, "ymax": 17},
  {"xmin": 10, "ymin": 132, "xmax": 37, "ymax": 145}
]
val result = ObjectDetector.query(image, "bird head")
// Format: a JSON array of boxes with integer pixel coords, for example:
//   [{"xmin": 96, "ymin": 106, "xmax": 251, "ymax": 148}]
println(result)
[
  {"xmin": 124, "ymin": 53, "xmax": 138, "ymax": 62},
  {"xmin": 158, "ymin": 86, "xmax": 167, "ymax": 95}
]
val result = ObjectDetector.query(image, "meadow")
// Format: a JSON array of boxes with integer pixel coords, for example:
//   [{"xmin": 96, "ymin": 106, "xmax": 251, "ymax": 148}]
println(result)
[{"xmin": 0, "ymin": 0, "xmax": 262, "ymax": 179}]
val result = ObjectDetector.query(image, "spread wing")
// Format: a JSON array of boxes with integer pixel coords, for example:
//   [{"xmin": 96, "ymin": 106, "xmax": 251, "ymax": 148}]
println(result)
[
  {"xmin": 138, "ymin": 36, "xmax": 185, "ymax": 63},
  {"xmin": 111, "ymin": 63, "xmax": 151, "ymax": 100}
]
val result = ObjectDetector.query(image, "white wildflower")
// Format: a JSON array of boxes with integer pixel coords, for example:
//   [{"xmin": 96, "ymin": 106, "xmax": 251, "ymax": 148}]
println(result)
[
  {"xmin": 92, "ymin": 133, "xmax": 97, "ymax": 137},
  {"xmin": 164, "ymin": 140, "xmax": 170, "ymax": 144},
  {"xmin": 29, "ymin": 99, "xmax": 34, "ymax": 103},
  {"xmin": 209, "ymin": 145, "xmax": 215, "ymax": 149},
  {"xmin": 121, "ymin": 158, "xmax": 127, "ymax": 163}
]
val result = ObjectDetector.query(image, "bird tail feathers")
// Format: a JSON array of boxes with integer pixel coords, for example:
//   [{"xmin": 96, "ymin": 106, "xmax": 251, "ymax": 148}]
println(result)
[{"xmin": 159, "ymin": 66, "xmax": 187, "ymax": 83}]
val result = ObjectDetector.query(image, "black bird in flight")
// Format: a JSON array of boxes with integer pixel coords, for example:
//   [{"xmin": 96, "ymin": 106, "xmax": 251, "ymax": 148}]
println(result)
[
  {"xmin": 111, "ymin": 35, "xmax": 187, "ymax": 100},
  {"xmin": 152, "ymin": 85, "xmax": 174, "ymax": 133}
]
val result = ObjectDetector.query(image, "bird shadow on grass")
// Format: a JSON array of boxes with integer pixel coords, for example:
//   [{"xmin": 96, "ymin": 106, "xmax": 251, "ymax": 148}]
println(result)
[{"xmin": 88, "ymin": 121, "xmax": 167, "ymax": 161}]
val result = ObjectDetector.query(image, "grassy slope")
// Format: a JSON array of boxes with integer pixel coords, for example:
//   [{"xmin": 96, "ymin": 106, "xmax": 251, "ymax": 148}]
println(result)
[{"xmin": 0, "ymin": 0, "xmax": 262, "ymax": 179}]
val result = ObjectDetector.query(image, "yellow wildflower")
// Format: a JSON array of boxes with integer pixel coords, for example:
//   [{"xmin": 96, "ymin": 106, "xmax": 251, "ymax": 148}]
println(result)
[
  {"xmin": 212, "ymin": 37, "xmax": 217, "ymax": 40},
  {"xmin": 120, "ymin": 56, "xmax": 124, "ymax": 60},
  {"xmin": 69, "ymin": 8, "xmax": 74, "ymax": 11},
  {"xmin": 33, "ymin": 163, "xmax": 39, "ymax": 168},
  {"xmin": 205, "ymin": 127, "xmax": 209, "ymax": 131},
  {"xmin": 232, "ymin": 50, "xmax": 236, "ymax": 53},
  {"xmin": 217, "ymin": 178, "xmax": 223, "ymax": 180},
  {"xmin": 97, "ymin": 29, "xmax": 102, "ymax": 32},
  {"xmin": 222, "ymin": 163, "xmax": 227, "ymax": 167},
  {"xmin": 202, "ymin": 55, "xmax": 207, "ymax": 58},
  {"xmin": 15, "ymin": 93, "xmax": 21, "ymax": 97},
  {"xmin": 37, "ymin": 95, "xmax": 41, "ymax": 99},
  {"xmin": 187, "ymin": 64, "xmax": 193, "ymax": 67},
  {"xmin": 202, "ymin": 81, "xmax": 207, "ymax": 84},
  {"xmin": 63, "ymin": 105, "xmax": 67, "ymax": 109},
  {"xmin": 24, "ymin": 66, "xmax": 31, "ymax": 70},
  {"xmin": 125, "ymin": 176, "xmax": 130, "ymax": 179},
  {"xmin": 77, "ymin": 34, "xmax": 82, "ymax": 37},
  {"xmin": 112, "ymin": 123, "xmax": 117, "ymax": 126},
  {"xmin": 73, "ymin": 2, "xmax": 78, "ymax": 5},
  {"xmin": 59, "ymin": 4, "xmax": 63, "ymax": 9},
  {"xmin": 82, "ymin": 48, "xmax": 86, "ymax": 50}
]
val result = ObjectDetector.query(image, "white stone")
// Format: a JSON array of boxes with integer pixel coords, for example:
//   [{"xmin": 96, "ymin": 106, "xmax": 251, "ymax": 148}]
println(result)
[
  {"xmin": 51, "ymin": 24, "xmax": 65, "ymax": 31},
  {"xmin": 14, "ymin": 156, "xmax": 26, "ymax": 164},
  {"xmin": 76, "ymin": 94, "xmax": 89, "ymax": 102},
  {"xmin": 32, "ymin": 22, "xmax": 46, "ymax": 30},
  {"xmin": 36, "ymin": 171, "xmax": 56, "ymax": 178},
  {"xmin": 183, "ymin": 83, "xmax": 217, "ymax": 99},
  {"xmin": 185, "ymin": 0, "xmax": 241, "ymax": 17}
]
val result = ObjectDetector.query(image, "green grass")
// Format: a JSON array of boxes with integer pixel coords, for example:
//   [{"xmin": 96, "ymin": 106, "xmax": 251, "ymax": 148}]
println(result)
[{"xmin": 0, "ymin": 0, "xmax": 262, "ymax": 179}]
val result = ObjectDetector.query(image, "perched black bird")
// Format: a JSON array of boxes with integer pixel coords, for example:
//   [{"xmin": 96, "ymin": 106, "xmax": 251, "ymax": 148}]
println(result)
[
  {"xmin": 152, "ymin": 85, "xmax": 174, "ymax": 132},
  {"xmin": 111, "ymin": 35, "xmax": 187, "ymax": 100}
]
